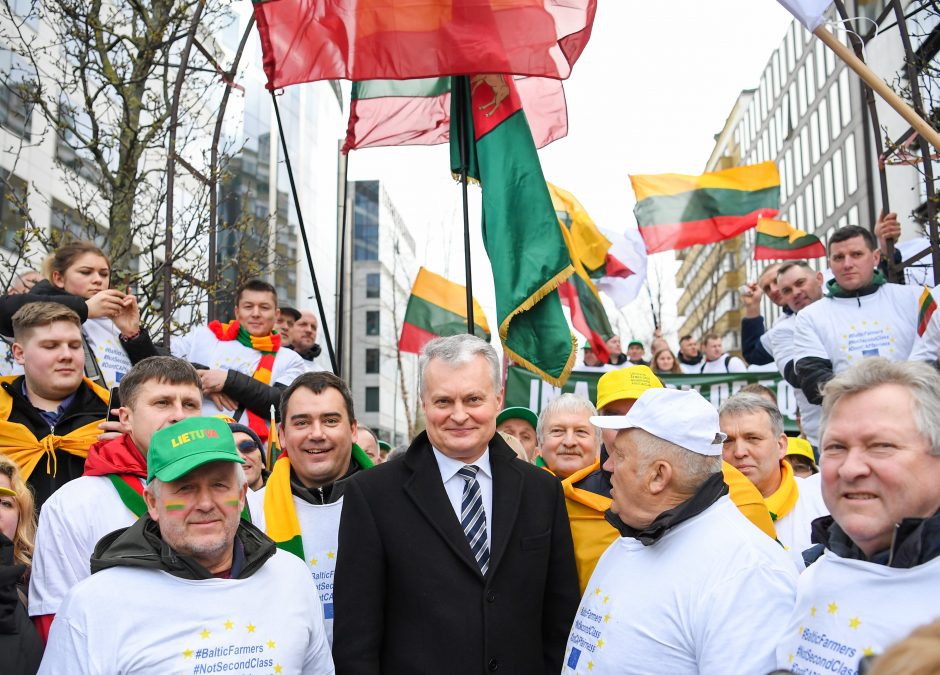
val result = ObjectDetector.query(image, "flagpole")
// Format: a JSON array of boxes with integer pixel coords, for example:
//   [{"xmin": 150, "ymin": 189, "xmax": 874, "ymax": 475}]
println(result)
[
  {"xmin": 270, "ymin": 91, "xmax": 339, "ymax": 374},
  {"xmin": 454, "ymin": 76, "xmax": 476, "ymax": 335},
  {"xmin": 813, "ymin": 26, "xmax": 940, "ymax": 151}
]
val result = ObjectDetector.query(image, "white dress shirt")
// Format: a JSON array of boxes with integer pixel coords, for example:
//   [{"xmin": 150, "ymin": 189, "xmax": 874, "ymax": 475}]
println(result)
[{"xmin": 432, "ymin": 446, "xmax": 493, "ymax": 551}]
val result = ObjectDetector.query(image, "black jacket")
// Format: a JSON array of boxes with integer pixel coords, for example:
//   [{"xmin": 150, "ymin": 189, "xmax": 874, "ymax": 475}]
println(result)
[
  {"xmin": 0, "ymin": 280, "xmax": 161, "ymax": 366},
  {"xmin": 220, "ymin": 370, "xmax": 287, "ymax": 421},
  {"xmin": 333, "ymin": 431, "xmax": 580, "ymax": 674},
  {"xmin": 1, "ymin": 376, "xmax": 107, "ymax": 509},
  {"xmin": 92, "ymin": 513, "xmax": 276, "ymax": 580},
  {"xmin": 807, "ymin": 509, "xmax": 940, "ymax": 569},
  {"xmin": 741, "ymin": 316, "xmax": 773, "ymax": 365},
  {"xmin": 0, "ymin": 534, "xmax": 42, "ymax": 675}
]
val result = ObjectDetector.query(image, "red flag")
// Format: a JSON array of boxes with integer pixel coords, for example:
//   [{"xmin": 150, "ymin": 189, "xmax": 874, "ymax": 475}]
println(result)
[{"xmin": 253, "ymin": 0, "xmax": 597, "ymax": 90}]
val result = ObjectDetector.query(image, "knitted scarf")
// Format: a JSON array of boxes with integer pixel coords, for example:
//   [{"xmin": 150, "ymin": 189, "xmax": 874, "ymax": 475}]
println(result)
[
  {"xmin": 765, "ymin": 460, "xmax": 800, "ymax": 523},
  {"xmin": 208, "ymin": 320, "xmax": 280, "ymax": 443},
  {"xmin": 263, "ymin": 444, "xmax": 372, "ymax": 560},
  {"xmin": 0, "ymin": 376, "xmax": 108, "ymax": 482}
]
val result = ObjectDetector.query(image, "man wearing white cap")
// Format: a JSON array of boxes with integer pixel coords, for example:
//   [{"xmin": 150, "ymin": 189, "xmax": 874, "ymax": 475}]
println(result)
[{"xmin": 562, "ymin": 388, "xmax": 797, "ymax": 675}]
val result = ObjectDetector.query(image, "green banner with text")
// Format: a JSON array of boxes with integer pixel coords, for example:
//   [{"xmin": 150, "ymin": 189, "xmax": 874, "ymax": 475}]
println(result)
[{"xmin": 505, "ymin": 367, "xmax": 800, "ymax": 433}]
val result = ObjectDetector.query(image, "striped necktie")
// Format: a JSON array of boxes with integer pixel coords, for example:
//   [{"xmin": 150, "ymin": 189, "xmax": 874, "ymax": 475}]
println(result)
[{"xmin": 457, "ymin": 465, "xmax": 490, "ymax": 575}]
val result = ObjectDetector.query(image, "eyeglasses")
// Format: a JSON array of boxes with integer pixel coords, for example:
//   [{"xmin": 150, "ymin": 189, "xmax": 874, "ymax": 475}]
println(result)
[{"xmin": 237, "ymin": 441, "xmax": 261, "ymax": 455}]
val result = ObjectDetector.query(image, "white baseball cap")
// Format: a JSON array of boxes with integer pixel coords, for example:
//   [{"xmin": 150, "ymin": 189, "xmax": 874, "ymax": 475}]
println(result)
[{"xmin": 590, "ymin": 388, "xmax": 727, "ymax": 456}]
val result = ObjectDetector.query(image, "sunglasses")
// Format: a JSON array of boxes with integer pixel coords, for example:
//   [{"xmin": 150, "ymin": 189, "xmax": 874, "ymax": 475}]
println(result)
[{"xmin": 237, "ymin": 441, "xmax": 261, "ymax": 454}]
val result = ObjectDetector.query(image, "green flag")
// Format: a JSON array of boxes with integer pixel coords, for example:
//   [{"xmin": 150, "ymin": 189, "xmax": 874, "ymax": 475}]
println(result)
[{"xmin": 449, "ymin": 75, "xmax": 576, "ymax": 386}]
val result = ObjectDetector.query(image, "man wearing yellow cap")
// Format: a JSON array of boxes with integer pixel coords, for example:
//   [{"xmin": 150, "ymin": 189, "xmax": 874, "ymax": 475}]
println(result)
[{"xmin": 562, "ymin": 366, "xmax": 777, "ymax": 591}]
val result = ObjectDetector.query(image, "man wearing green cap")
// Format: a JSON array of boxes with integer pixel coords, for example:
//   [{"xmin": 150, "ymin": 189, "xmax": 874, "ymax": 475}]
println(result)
[
  {"xmin": 496, "ymin": 406, "xmax": 539, "ymax": 462},
  {"xmin": 40, "ymin": 416, "xmax": 335, "ymax": 673}
]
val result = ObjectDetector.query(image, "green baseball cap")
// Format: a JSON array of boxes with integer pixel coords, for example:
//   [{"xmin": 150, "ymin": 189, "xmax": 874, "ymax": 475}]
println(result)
[
  {"xmin": 496, "ymin": 406, "xmax": 538, "ymax": 430},
  {"xmin": 377, "ymin": 440, "xmax": 392, "ymax": 452},
  {"xmin": 147, "ymin": 417, "xmax": 244, "ymax": 484}
]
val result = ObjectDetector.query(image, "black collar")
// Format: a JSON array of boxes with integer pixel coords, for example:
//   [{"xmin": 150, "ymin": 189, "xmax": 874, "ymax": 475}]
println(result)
[{"xmin": 605, "ymin": 472, "xmax": 728, "ymax": 546}]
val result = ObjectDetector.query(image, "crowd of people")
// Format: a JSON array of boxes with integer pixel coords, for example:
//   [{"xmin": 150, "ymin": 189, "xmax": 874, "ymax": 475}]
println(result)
[{"xmin": 0, "ymin": 222, "xmax": 937, "ymax": 673}]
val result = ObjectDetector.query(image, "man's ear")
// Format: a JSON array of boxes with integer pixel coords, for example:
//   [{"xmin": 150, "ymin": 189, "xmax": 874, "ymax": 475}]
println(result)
[
  {"xmin": 776, "ymin": 434, "xmax": 789, "ymax": 462},
  {"xmin": 872, "ymin": 247, "xmax": 882, "ymax": 266},
  {"xmin": 11, "ymin": 342, "xmax": 24, "ymax": 365},
  {"xmin": 350, "ymin": 419, "xmax": 359, "ymax": 445},
  {"xmin": 144, "ymin": 485, "xmax": 160, "ymax": 521},
  {"xmin": 647, "ymin": 460, "xmax": 673, "ymax": 496}
]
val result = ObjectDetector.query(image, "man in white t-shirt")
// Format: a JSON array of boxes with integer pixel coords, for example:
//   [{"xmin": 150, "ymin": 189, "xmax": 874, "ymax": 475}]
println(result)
[
  {"xmin": 697, "ymin": 333, "xmax": 747, "ymax": 373},
  {"xmin": 247, "ymin": 371, "xmax": 372, "ymax": 646},
  {"xmin": 28, "ymin": 356, "xmax": 205, "ymax": 640},
  {"xmin": 794, "ymin": 226, "xmax": 921, "ymax": 405},
  {"xmin": 769, "ymin": 260, "xmax": 826, "ymax": 446},
  {"xmin": 777, "ymin": 359, "xmax": 940, "ymax": 672},
  {"xmin": 39, "ymin": 416, "xmax": 334, "ymax": 674},
  {"xmin": 172, "ymin": 279, "xmax": 305, "ymax": 443},
  {"xmin": 568, "ymin": 388, "xmax": 796, "ymax": 675},
  {"xmin": 719, "ymin": 393, "xmax": 827, "ymax": 565},
  {"xmin": 287, "ymin": 309, "xmax": 326, "ymax": 373}
]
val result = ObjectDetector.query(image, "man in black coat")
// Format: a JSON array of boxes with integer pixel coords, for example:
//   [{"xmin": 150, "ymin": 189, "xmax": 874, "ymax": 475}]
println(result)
[{"xmin": 333, "ymin": 334, "xmax": 579, "ymax": 674}]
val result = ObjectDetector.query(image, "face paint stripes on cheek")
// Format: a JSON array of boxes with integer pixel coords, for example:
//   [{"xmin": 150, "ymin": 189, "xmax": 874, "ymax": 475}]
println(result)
[{"xmin": 166, "ymin": 503, "xmax": 186, "ymax": 512}]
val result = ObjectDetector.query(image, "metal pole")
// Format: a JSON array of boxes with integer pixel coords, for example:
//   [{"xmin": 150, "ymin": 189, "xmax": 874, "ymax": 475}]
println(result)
[
  {"xmin": 163, "ymin": 0, "xmax": 206, "ymax": 346},
  {"xmin": 208, "ymin": 17, "xmax": 255, "ymax": 322},
  {"xmin": 336, "ymin": 148, "xmax": 349, "ymax": 377},
  {"xmin": 453, "ymin": 76, "xmax": 475, "ymax": 334},
  {"xmin": 270, "ymin": 91, "xmax": 338, "ymax": 373},
  {"xmin": 890, "ymin": 0, "xmax": 940, "ymax": 285}
]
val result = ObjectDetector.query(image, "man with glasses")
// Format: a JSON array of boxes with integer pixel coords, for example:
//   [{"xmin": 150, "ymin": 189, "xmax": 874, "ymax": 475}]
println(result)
[{"xmin": 224, "ymin": 419, "xmax": 268, "ymax": 491}]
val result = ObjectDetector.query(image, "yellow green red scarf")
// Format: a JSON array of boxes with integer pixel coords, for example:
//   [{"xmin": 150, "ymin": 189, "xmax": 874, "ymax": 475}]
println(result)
[
  {"xmin": 765, "ymin": 459, "xmax": 799, "ymax": 522},
  {"xmin": 262, "ymin": 444, "xmax": 373, "ymax": 560},
  {"xmin": 208, "ymin": 320, "xmax": 280, "ymax": 443}
]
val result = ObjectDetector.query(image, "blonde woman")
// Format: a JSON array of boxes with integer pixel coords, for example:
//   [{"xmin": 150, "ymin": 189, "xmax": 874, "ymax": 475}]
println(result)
[{"xmin": 0, "ymin": 453, "xmax": 43, "ymax": 672}]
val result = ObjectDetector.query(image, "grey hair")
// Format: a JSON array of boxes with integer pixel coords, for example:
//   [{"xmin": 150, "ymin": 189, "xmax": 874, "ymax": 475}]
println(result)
[
  {"xmin": 536, "ymin": 393, "xmax": 601, "ymax": 446},
  {"xmin": 418, "ymin": 334, "xmax": 501, "ymax": 397},
  {"xmin": 821, "ymin": 358, "xmax": 940, "ymax": 455},
  {"xmin": 146, "ymin": 463, "xmax": 247, "ymax": 499},
  {"xmin": 719, "ymin": 392, "xmax": 784, "ymax": 438},
  {"xmin": 630, "ymin": 428, "xmax": 722, "ymax": 492}
]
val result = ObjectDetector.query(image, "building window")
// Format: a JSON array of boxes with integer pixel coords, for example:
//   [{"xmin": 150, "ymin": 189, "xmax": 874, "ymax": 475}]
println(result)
[
  {"xmin": 844, "ymin": 135, "xmax": 858, "ymax": 194},
  {"xmin": 0, "ymin": 172, "xmax": 28, "ymax": 251},
  {"xmin": 0, "ymin": 49, "xmax": 33, "ymax": 141},
  {"xmin": 365, "ymin": 386, "xmax": 380, "ymax": 412},
  {"xmin": 365, "ymin": 347, "xmax": 380, "ymax": 374},
  {"xmin": 366, "ymin": 310, "xmax": 380, "ymax": 336},
  {"xmin": 354, "ymin": 180, "xmax": 380, "ymax": 261},
  {"xmin": 366, "ymin": 272, "xmax": 380, "ymax": 298}
]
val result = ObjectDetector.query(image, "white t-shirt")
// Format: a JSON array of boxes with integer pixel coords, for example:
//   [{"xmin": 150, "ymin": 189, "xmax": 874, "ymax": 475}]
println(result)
[
  {"xmin": 777, "ymin": 551, "xmax": 940, "ymax": 670},
  {"xmin": 83, "ymin": 317, "xmax": 134, "ymax": 388},
  {"xmin": 39, "ymin": 549, "xmax": 335, "ymax": 675},
  {"xmin": 698, "ymin": 353, "xmax": 747, "ymax": 374},
  {"xmin": 794, "ymin": 283, "xmax": 921, "ymax": 374},
  {"xmin": 769, "ymin": 314, "xmax": 822, "ymax": 446},
  {"xmin": 911, "ymin": 286, "xmax": 940, "ymax": 363},
  {"xmin": 29, "ymin": 475, "xmax": 141, "ymax": 616},
  {"xmin": 678, "ymin": 360, "xmax": 703, "ymax": 374},
  {"xmin": 774, "ymin": 473, "xmax": 829, "ymax": 567},
  {"xmin": 562, "ymin": 497, "xmax": 797, "ymax": 675},
  {"xmin": 171, "ymin": 326, "xmax": 306, "ymax": 421},
  {"xmin": 247, "ymin": 488, "xmax": 343, "ymax": 645}
]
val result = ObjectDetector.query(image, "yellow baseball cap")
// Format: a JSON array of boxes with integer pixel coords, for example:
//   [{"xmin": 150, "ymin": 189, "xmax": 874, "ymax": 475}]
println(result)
[
  {"xmin": 786, "ymin": 437, "xmax": 816, "ymax": 465},
  {"xmin": 595, "ymin": 365, "xmax": 664, "ymax": 411}
]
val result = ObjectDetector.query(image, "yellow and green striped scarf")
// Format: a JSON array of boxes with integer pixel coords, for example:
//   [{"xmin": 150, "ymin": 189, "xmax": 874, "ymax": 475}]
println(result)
[{"xmin": 262, "ymin": 444, "xmax": 373, "ymax": 559}]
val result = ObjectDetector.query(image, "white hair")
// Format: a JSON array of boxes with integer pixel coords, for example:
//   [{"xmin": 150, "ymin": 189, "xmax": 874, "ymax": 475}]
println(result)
[
  {"xmin": 147, "ymin": 463, "xmax": 247, "ymax": 499},
  {"xmin": 418, "ymin": 334, "xmax": 501, "ymax": 397},
  {"xmin": 536, "ymin": 393, "xmax": 601, "ymax": 446},
  {"xmin": 821, "ymin": 358, "xmax": 940, "ymax": 455},
  {"xmin": 630, "ymin": 428, "xmax": 722, "ymax": 493}
]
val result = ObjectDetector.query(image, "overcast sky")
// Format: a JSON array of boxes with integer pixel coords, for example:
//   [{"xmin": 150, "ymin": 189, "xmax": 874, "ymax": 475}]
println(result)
[{"xmin": 346, "ymin": 2, "xmax": 796, "ymax": 347}]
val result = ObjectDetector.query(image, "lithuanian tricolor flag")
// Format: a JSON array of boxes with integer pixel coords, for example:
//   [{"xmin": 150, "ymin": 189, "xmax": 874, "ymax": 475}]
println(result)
[
  {"xmin": 549, "ymin": 183, "xmax": 615, "ymax": 362},
  {"xmin": 918, "ymin": 286, "xmax": 937, "ymax": 337},
  {"xmin": 753, "ymin": 218, "xmax": 825, "ymax": 260},
  {"xmin": 630, "ymin": 162, "xmax": 781, "ymax": 254},
  {"xmin": 343, "ymin": 77, "xmax": 567, "ymax": 153},
  {"xmin": 399, "ymin": 267, "xmax": 490, "ymax": 354}
]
